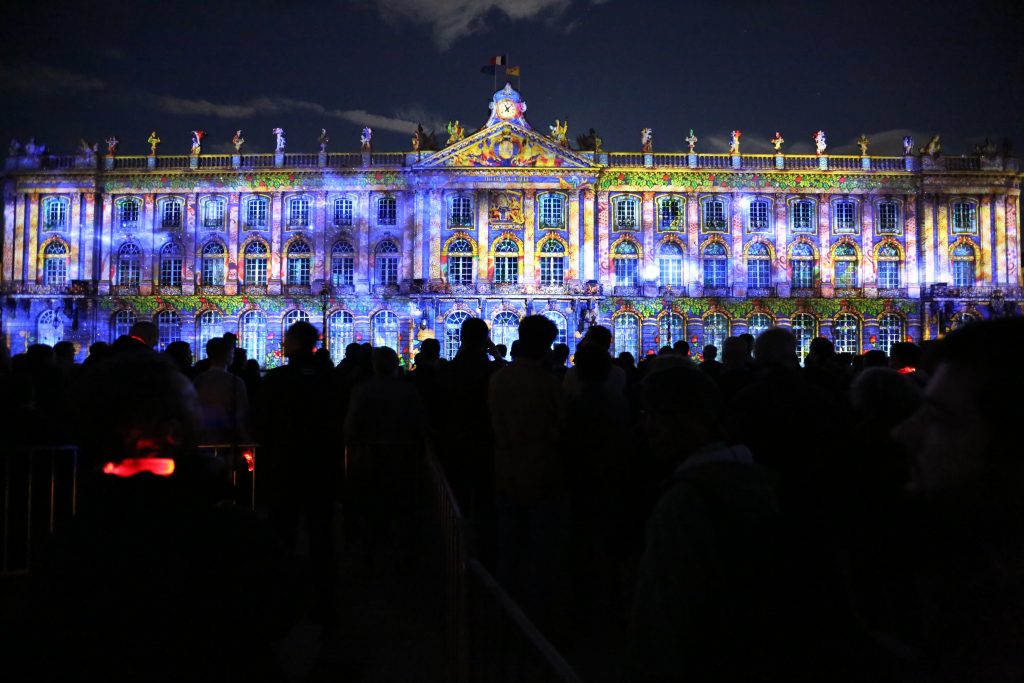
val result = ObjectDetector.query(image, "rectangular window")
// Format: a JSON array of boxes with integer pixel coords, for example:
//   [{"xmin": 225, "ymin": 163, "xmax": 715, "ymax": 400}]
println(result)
[
  {"xmin": 289, "ymin": 198, "xmax": 310, "ymax": 227},
  {"xmin": 791, "ymin": 201, "xmax": 814, "ymax": 232},
  {"xmin": 878, "ymin": 261, "xmax": 900, "ymax": 289},
  {"xmin": 792, "ymin": 261, "xmax": 814, "ymax": 289},
  {"xmin": 334, "ymin": 198, "xmax": 353, "ymax": 226},
  {"xmin": 659, "ymin": 198, "xmax": 683, "ymax": 230},
  {"xmin": 833, "ymin": 202, "xmax": 857, "ymax": 234},
  {"xmin": 203, "ymin": 258, "xmax": 225, "ymax": 286},
  {"xmin": 203, "ymin": 201, "xmax": 225, "ymax": 229},
  {"xmin": 835, "ymin": 261, "xmax": 858, "ymax": 288},
  {"xmin": 951, "ymin": 202, "xmax": 977, "ymax": 234},
  {"xmin": 45, "ymin": 259, "xmax": 67, "ymax": 285},
  {"xmin": 659, "ymin": 258, "xmax": 683, "ymax": 286},
  {"xmin": 120, "ymin": 261, "xmax": 140, "ymax": 287},
  {"xmin": 44, "ymin": 200, "xmax": 67, "ymax": 230},
  {"xmin": 494, "ymin": 256, "xmax": 519, "ymax": 284},
  {"xmin": 288, "ymin": 257, "xmax": 310, "ymax": 286},
  {"xmin": 377, "ymin": 255, "xmax": 399, "ymax": 285},
  {"xmin": 540, "ymin": 256, "xmax": 564, "ymax": 286},
  {"xmin": 450, "ymin": 197, "xmax": 474, "ymax": 227},
  {"xmin": 332, "ymin": 256, "xmax": 354, "ymax": 286},
  {"xmin": 161, "ymin": 258, "xmax": 182, "ymax": 287},
  {"xmin": 378, "ymin": 197, "xmax": 397, "ymax": 225},
  {"xmin": 748, "ymin": 201, "xmax": 770, "ymax": 232},
  {"xmin": 246, "ymin": 198, "xmax": 268, "ymax": 228},
  {"xmin": 448, "ymin": 256, "xmax": 474, "ymax": 285},
  {"xmin": 614, "ymin": 199, "xmax": 637, "ymax": 230},
  {"xmin": 952, "ymin": 260, "xmax": 974, "ymax": 287},
  {"xmin": 877, "ymin": 202, "xmax": 900, "ymax": 234},
  {"xmin": 162, "ymin": 201, "xmax": 182, "ymax": 228},
  {"xmin": 703, "ymin": 260, "xmax": 727, "ymax": 288},
  {"xmin": 245, "ymin": 257, "xmax": 267, "ymax": 285},
  {"xmin": 702, "ymin": 201, "xmax": 727, "ymax": 231},
  {"xmin": 119, "ymin": 201, "xmax": 139, "ymax": 228},
  {"xmin": 539, "ymin": 195, "xmax": 564, "ymax": 229},
  {"xmin": 747, "ymin": 260, "xmax": 771, "ymax": 288},
  {"xmin": 614, "ymin": 259, "xmax": 638, "ymax": 287}
]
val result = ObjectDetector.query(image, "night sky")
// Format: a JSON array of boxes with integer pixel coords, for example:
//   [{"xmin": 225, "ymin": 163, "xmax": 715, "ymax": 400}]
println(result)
[{"xmin": 2, "ymin": 0, "xmax": 1021, "ymax": 158}]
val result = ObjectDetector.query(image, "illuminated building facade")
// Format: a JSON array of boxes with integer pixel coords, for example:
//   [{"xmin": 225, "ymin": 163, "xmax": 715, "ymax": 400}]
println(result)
[{"xmin": 2, "ymin": 85, "xmax": 1021, "ymax": 365}]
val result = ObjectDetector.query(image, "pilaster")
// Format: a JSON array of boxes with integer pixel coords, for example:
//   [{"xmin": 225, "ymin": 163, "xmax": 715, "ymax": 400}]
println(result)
[
  {"xmin": 936, "ymin": 200, "xmax": 949, "ymax": 284},
  {"xmin": 773, "ymin": 195, "xmax": 787, "ymax": 286},
  {"xmin": 994, "ymin": 194, "xmax": 1007, "ymax": 285},
  {"xmin": 2, "ymin": 184, "xmax": 14, "ymax": 282},
  {"xmin": 413, "ymin": 191, "xmax": 425, "ymax": 279},
  {"xmin": 99, "ymin": 194, "xmax": 113, "ymax": 293},
  {"xmin": 429, "ymin": 189, "xmax": 443, "ymax": 281},
  {"xmin": 401, "ymin": 191, "xmax": 414, "ymax": 281},
  {"xmin": 582, "ymin": 189, "xmax": 595, "ymax": 281},
  {"xmin": 687, "ymin": 193, "xmax": 700, "ymax": 286},
  {"xmin": 921, "ymin": 194, "xmax": 935, "ymax": 285},
  {"xmin": 183, "ymin": 194, "xmax": 196, "ymax": 294},
  {"xmin": 141, "ymin": 194, "xmax": 155, "ymax": 292},
  {"xmin": 26, "ymin": 193, "xmax": 39, "ymax": 282},
  {"xmin": 227, "ymin": 192, "xmax": 240, "ymax": 294},
  {"xmin": 818, "ymin": 194, "xmax": 830, "ymax": 287},
  {"xmin": 596, "ymin": 191, "xmax": 610, "ymax": 286},
  {"xmin": 70, "ymin": 193, "xmax": 82, "ymax": 280},
  {"xmin": 12, "ymin": 192, "xmax": 24, "ymax": 282},
  {"xmin": 642, "ymin": 191, "xmax": 655, "ymax": 280},
  {"xmin": 523, "ymin": 189, "xmax": 536, "ymax": 282},
  {"xmin": 730, "ymin": 192, "xmax": 744, "ymax": 293},
  {"xmin": 476, "ymin": 191, "xmax": 489, "ymax": 281},
  {"xmin": 270, "ymin": 193, "xmax": 283, "ymax": 292},
  {"xmin": 357, "ymin": 192, "xmax": 370, "ymax": 290},
  {"xmin": 979, "ymin": 194, "xmax": 993, "ymax": 284},
  {"xmin": 904, "ymin": 197, "xmax": 918, "ymax": 293},
  {"xmin": 567, "ymin": 190, "xmax": 581, "ymax": 281},
  {"xmin": 861, "ymin": 198, "xmax": 874, "ymax": 285},
  {"xmin": 1007, "ymin": 193, "xmax": 1020, "ymax": 287}
]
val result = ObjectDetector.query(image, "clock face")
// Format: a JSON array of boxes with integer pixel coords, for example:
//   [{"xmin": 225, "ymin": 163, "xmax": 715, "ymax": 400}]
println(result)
[{"xmin": 496, "ymin": 98, "xmax": 517, "ymax": 120}]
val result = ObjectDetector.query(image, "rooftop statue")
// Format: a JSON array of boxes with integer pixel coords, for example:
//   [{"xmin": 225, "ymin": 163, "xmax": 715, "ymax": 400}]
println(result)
[
  {"xmin": 770, "ymin": 131, "xmax": 784, "ymax": 152},
  {"xmin": 360, "ymin": 127, "xmax": 372, "ymax": 152},
  {"xmin": 857, "ymin": 134, "xmax": 870, "ymax": 156},
  {"xmin": 729, "ymin": 130, "xmax": 741, "ymax": 155},
  {"xmin": 147, "ymin": 131, "xmax": 161, "ymax": 156},
  {"xmin": 23, "ymin": 137, "xmax": 45, "ymax": 157},
  {"xmin": 903, "ymin": 135, "xmax": 915, "ymax": 156},
  {"xmin": 685, "ymin": 129, "xmax": 698, "ymax": 154},
  {"xmin": 77, "ymin": 139, "xmax": 97, "ymax": 162},
  {"xmin": 814, "ymin": 130, "xmax": 827, "ymax": 156},
  {"xmin": 411, "ymin": 128, "xmax": 420, "ymax": 152},
  {"xmin": 190, "ymin": 130, "xmax": 206, "ymax": 156},
  {"xmin": 576, "ymin": 128, "xmax": 602, "ymax": 153},
  {"xmin": 445, "ymin": 121, "xmax": 464, "ymax": 146},
  {"xmin": 106, "ymin": 136, "xmax": 119, "ymax": 156},
  {"xmin": 641, "ymin": 128, "xmax": 653, "ymax": 153},
  {"xmin": 232, "ymin": 129, "xmax": 245, "ymax": 152},
  {"xmin": 319, "ymin": 128, "xmax": 329, "ymax": 153},
  {"xmin": 8, "ymin": 138, "xmax": 21, "ymax": 156},
  {"xmin": 549, "ymin": 120, "xmax": 569, "ymax": 148},
  {"xmin": 272, "ymin": 127, "xmax": 286, "ymax": 153},
  {"xmin": 920, "ymin": 134, "xmax": 941, "ymax": 157},
  {"xmin": 413, "ymin": 124, "xmax": 437, "ymax": 151}
]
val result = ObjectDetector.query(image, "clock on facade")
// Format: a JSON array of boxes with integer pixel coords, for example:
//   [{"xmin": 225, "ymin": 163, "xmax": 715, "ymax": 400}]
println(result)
[{"xmin": 495, "ymin": 98, "xmax": 518, "ymax": 120}]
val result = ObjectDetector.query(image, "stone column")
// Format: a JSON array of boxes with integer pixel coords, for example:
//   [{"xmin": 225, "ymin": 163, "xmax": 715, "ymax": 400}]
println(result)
[
  {"xmin": 921, "ymin": 194, "xmax": 935, "ymax": 285},
  {"xmin": 140, "ymin": 194, "xmax": 155, "ymax": 293},
  {"xmin": 774, "ymin": 196, "xmax": 788, "ymax": 288},
  {"xmin": 861, "ymin": 198, "xmax": 874, "ymax": 286},
  {"xmin": 428, "ymin": 189, "xmax": 443, "ymax": 282},
  {"xmin": 1007, "ymin": 192, "xmax": 1020, "ymax": 287},
  {"xmin": 904, "ymin": 197, "xmax": 919, "ymax": 295},
  {"xmin": 98, "ymin": 194, "xmax": 113, "ymax": 293},
  {"xmin": 183, "ymin": 194, "xmax": 197, "ymax": 295},
  {"xmin": 818, "ymin": 194, "xmax": 831, "ymax": 290},
  {"xmin": 2, "ymin": 185, "xmax": 15, "ymax": 283},
  {"xmin": 227, "ymin": 192, "xmax": 240, "ymax": 294},
  {"xmin": 582, "ymin": 188, "xmax": 595, "ymax": 281},
  {"xmin": 935, "ymin": 199, "xmax": 949, "ymax": 284},
  {"xmin": 357, "ymin": 192, "xmax": 371, "ymax": 291},
  {"xmin": 596, "ymin": 191, "xmax": 610, "ymax": 286},
  {"xmin": 642, "ymin": 191, "xmax": 656, "ymax": 280},
  {"xmin": 994, "ymin": 194, "xmax": 1008, "ymax": 285},
  {"xmin": 401, "ymin": 191, "xmax": 415, "ymax": 282},
  {"xmin": 523, "ymin": 189, "xmax": 536, "ymax": 283},
  {"xmin": 69, "ymin": 193, "xmax": 83, "ymax": 281},
  {"xmin": 413, "ymin": 190, "xmax": 425, "ymax": 280},
  {"xmin": 12, "ymin": 193, "xmax": 25, "ymax": 282},
  {"xmin": 979, "ymin": 194, "xmax": 993, "ymax": 284},
  {"xmin": 476, "ymin": 191, "xmax": 489, "ymax": 281},
  {"xmin": 687, "ymin": 194, "xmax": 700, "ymax": 288},
  {"xmin": 26, "ymin": 193, "xmax": 39, "ymax": 283},
  {"xmin": 314, "ymin": 191, "xmax": 328, "ymax": 287},
  {"xmin": 567, "ymin": 190, "xmax": 581, "ymax": 281},
  {"xmin": 730, "ymin": 192, "xmax": 744, "ymax": 294},
  {"xmin": 270, "ymin": 193, "xmax": 283, "ymax": 293}
]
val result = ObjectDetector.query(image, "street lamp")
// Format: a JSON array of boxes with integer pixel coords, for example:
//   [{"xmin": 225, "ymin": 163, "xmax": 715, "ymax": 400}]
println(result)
[{"xmin": 319, "ymin": 283, "xmax": 330, "ymax": 352}]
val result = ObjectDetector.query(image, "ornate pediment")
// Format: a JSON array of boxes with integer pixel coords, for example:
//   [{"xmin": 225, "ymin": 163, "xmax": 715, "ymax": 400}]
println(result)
[{"xmin": 417, "ymin": 121, "xmax": 595, "ymax": 169}]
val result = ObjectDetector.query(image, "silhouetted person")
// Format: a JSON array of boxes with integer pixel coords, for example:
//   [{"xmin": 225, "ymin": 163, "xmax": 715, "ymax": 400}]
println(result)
[
  {"xmin": 698, "ymin": 344, "xmax": 723, "ymax": 379},
  {"xmin": 163, "ymin": 340, "xmax": 195, "ymax": 378},
  {"xmin": 193, "ymin": 336, "xmax": 251, "ymax": 445},
  {"xmin": 862, "ymin": 348, "xmax": 888, "ymax": 368},
  {"xmin": 673, "ymin": 339, "xmax": 691, "ymax": 360},
  {"xmin": 551, "ymin": 342, "xmax": 570, "ymax": 380},
  {"xmin": 111, "ymin": 320, "xmax": 158, "ymax": 354},
  {"xmin": 718, "ymin": 335, "xmax": 755, "ymax": 400},
  {"xmin": 565, "ymin": 326, "xmax": 626, "ymax": 400}
]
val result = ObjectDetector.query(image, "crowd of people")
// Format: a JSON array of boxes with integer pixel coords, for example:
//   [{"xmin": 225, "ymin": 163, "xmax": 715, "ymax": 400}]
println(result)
[{"xmin": 2, "ymin": 313, "xmax": 1023, "ymax": 681}]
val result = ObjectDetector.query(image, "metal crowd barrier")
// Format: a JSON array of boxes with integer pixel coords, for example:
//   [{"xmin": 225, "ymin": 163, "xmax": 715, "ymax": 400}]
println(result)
[
  {"xmin": 423, "ymin": 450, "xmax": 582, "ymax": 683},
  {"xmin": 1, "ymin": 444, "xmax": 258, "ymax": 577}
]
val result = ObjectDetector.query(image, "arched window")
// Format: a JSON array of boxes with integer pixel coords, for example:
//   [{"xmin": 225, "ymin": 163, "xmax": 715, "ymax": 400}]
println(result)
[
  {"xmin": 244, "ymin": 195, "xmax": 269, "ymax": 230},
  {"xmin": 201, "ymin": 242, "xmax": 226, "ymax": 286},
  {"xmin": 791, "ymin": 313, "xmax": 817, "ymax": 364},
  {"xmin": 749, "ymin": 313, "xmax": 772, "ymax": 338},
  {"xmin": 196, "ymin": 310, "xmax": 224, "ymax": 359},
  {"xmin": 446, "ymin": 238, "xmax": 475, "ymax": 285},
  {"xmin": 702, "ymin": 242, "xmax": 727, "ymax": 288},
  {"xmin": 748, "ymin": 198, "xmax": 771, "ymax": 232},
  {"xmin": 333, "ymin": 197, "xmax": 353, "ymax": 226},
  {"xmin": 493, "ymin": 239, "xmax": 519, "ymax": 284},
  {"xmin": 538, "ymin": 193, "xmax": 565, "ymax": 229},
  {"xmin": 376, "ymin": 239, "xmax": 400, "ymax": 286},
  {"xmin": 202, "ymin": 197, "xmax": 226, "ymax": 230},
  {"xmin": 444, "ymin": 311, "xmax": 471, "ymax": 359},
  {"xmin": 790, "ymin": 199, "xmax": 815, "ymax": 233},
  {"xmin": 112, "ymin": 309, "xmax": 136, "ymax": 340},
  {"xmin": 37, "ymin": 310, "xmax": 63, "ymax": 347},
  {"xmin": 543, "ymin": 310, "xmax": 568, "ymax": 348},
  {"xmin": 658, "ymin": 196, "xmax": 684, "ymax": 230},
  {"xmin": 116, "ymin": 197, "xmax": 141, "ymax": 229},
  {"xmin": 331, "ymin": 241, "xmax": 355, "ymax": 286},
  {"xmin": 833, "ymin": 242, "xmax": 859, "ymax": 288},
  {"xmin": 450, "ymin": 195, "xmax": 474, "ymax": 227},
  {"xmin": 160, "ymin": 197, "xmax": 183, "ymax": 229},
  {"xmin": 703, "ymin": 313, "xmax": 729, "ymax": 351},
  {"xmin": 877, "ymin": 242, "xmax": 902, "ymax": 289},
  {"xmin": 328, "ymin": 311, "xmax": 355, "ymax": 365},
  {"xmin": 790, "ymin": 242, "xmax": 815, "ymax": 289},
  {"xmin": 613, "ymin": 195, "xmax": 639, "ymax": 230},
  {"xmin": 377, "ymin": 196, "xmax": 397, "ymax": 226},
  {"xmin": 282, "ymin": 310, "xmax": 310, "ymax": 339},
  {"xmin": 701, "ymin": 197, "xmax": 727, "ymax": 232},
  {"xmin": 286, "ymin": 241, "xmax": 312, "ymax": 286},
  {"xmin": 613, "ymin": 240, "xmax": 639, "ymax": 286},
  {"xmin": 613, "ymin": 313, "xmax": 640, "ymax": 360},
  {"xmin": 951, "ymin": 242, "xmax": 976, "ymax": 287},
  {"xmin": 372, "ymin": 310, "xmax": 399, "ymax": 351},
  {"xmin": 116, "ymin": 242, "xmax": 141, "ymax": 287},
  {"xmin": 878, "ymin": 314, "xmax": 904, "ymax": 356},
  {"xmin": 832, "ymin": 199, "xmax": 857, "ymax": 234},
  {"xmin": 833, "ymin": 313, "xmax": 861, "ymax": 354},
  {"xmin": 491, "ymin": 311, "xmax": 519, "ymax": 350},
  {"xmin": 156, "ymin": 310, "xmax": 181, "ymax": 351},
  {"xmin": 240, "ymin": 310, "xmax": 267, "ymax": 367},
  {"xmin": 159, "ymin": 243, "xmax": 183, "ymax": 287},
  {"xmin": 659, "ymin": 313, "xmax": 685, "ymax": 348},
  {"xmin": 287, "ymin": 196, "xmax": 310, "ymax": 228},
  {"xmin": 658, "ymin": 242, "xmax": 684, "ymax": 287},
  {"xmin": 243, "ymin": 241, "xmax": 269, "ymax": 285},
  {"xmin": 538, "ymin": 239, "xmax": 565, "ymax": 286},
  {"xmin": 746, "ymin": 242, "xmax": 771, "ymax": 289},
  {"xmin": 42, "ymin": 197, "xmax": 69, "ymax": 231},
  {"xmin": 951, "ymin": 200, "xmax": 977, "ymax": 234},
  {"xmin": 43, "ymin": 241, "xmax": 69, "ymax": 286}
]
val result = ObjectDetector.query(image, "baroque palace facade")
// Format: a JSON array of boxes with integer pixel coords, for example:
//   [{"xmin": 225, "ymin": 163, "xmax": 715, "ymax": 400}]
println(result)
[{"xmin": 1, "ymin": 85, "xmax": 1021, "ymax": 367}]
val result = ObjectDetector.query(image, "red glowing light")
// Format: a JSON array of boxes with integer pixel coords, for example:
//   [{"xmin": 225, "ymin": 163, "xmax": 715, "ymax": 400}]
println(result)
[
  {"xmin": 102, "ymin": 458, "xmax": 176, "ymax": 477},
  {"xmin": 898, "ymin": 366, "xmax": 917, "ymax": 375},
  {"xmin": 242, "ymin": 451, "xmax": 255, "ymax": 472},
  {"xmin": 869, "ymin": 335, "xmax": 878, "ymax": 344}
]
